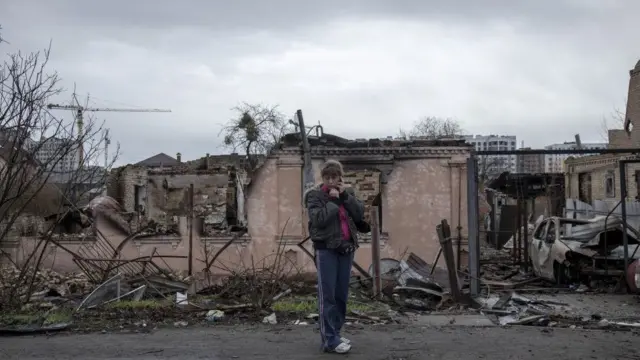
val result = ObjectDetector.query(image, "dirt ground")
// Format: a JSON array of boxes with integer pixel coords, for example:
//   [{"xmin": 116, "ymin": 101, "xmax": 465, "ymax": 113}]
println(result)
[{"xmin": 1, "ymin": 324, "xmax": 638, "ymax": 360}]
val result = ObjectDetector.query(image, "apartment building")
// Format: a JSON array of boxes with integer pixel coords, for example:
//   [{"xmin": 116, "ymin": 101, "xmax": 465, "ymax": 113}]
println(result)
[
  {"xmin": 544, "ymin": 142, "xmax": 607, "ymax": 173},
  {"xmin": 34, "ymin": 137, "xmax": 79, "ymax": 173},
  {"xmin": 463, "ymin": 134, "xmax": 517, "ymax": 174},
  {"xmin": 516, "ymin": 147, "xmax": 545, "ymax": 173}
]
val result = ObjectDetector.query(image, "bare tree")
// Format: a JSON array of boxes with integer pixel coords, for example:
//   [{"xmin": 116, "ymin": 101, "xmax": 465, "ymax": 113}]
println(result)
[
  {"xmin": 398, "ymin": 116, "xmax": 463, "ymax": 139},
  {"xmin": 477, "ymin": 156, "xmax": 509, "ymax": 184},
  {"xmin": 221, "ymin": 103, "xmax": 293, "ymax": 171},
  {"xmin": 600, "ymin": 106, "xmax": 626, "ymax": 142},
  {"xmin": 0, "ymin": 30, "xmax": 119, "ymax": 309}
]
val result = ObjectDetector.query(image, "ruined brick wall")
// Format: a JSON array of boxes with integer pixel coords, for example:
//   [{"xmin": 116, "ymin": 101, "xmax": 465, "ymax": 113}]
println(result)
[
  {"xmin": 566, "ymin": 155, "xmax": 640, "ymax": 201},
  {"xmin": 626, "ymin": 62, "xmax": 640, "ymax": 139},
  {"xmin": 608, "ymin": 129, "xmax": 634, "ymax": 148},
  {"xmin": 342, "ymin": 170, "xmax": 381, "ymax": 224},
  {"xmin": 110, "ymin": 166, "xmax": 148, "ymax": 213},
  {"xmin": 148, "ymin": 172, "xmax": 230, "ymax": 232},
  {"xmin": 609, "ymin": 61, "xmax": 640, "ymax": 148},
  {"xmin": 108, "ymin": 164, "xmax": 237, "ymax": 235}
]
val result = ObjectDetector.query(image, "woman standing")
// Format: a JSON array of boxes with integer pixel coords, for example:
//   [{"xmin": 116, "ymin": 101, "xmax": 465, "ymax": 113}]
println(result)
[{"xmin": 303, "ymin": 160, "xmax": 365, "ymax": 354}]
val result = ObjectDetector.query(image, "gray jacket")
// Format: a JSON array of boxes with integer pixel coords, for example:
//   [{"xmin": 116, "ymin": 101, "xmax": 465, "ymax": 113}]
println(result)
[{"xmin": 303, "ymin": 184, "xmax": 365, "ymax": 249}]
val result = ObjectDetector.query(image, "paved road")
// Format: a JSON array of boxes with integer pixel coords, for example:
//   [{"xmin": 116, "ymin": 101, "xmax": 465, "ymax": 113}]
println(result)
[{"xmin": 0, "ymin": 324, "xmax": 638, "ymax": 359}]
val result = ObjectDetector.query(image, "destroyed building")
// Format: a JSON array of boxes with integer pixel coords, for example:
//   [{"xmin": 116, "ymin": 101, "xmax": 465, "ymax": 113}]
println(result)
[
  {"xmin": 245, "ymin": 133, "xmax": 473, "ymax": 272},
  {"xmin": 106, "ymin": 152, "xmax": 247, "ymax": 238},
  {"xmin": 3, "ymin": 133, "xmax": 474, "ymax": 275},
  {"xmin": 565, "ymin": 59, "xmax": 640, "ymax": 204}
]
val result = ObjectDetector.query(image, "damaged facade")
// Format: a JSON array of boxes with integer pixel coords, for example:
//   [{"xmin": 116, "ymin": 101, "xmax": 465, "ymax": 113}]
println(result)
[
  {"xmin": 3, "ymin": 134, "xmax": 472, "ymax": 275},
  {"xmin": 249, "ymin": 133, "xmax": 472, "ymax": 272},
  {"xmin": 106, "ymin": 156, "xmax": 245, "ymax": 237},
  {"xmin": 565, "ymin": 59, "xmax": 640, "ymax": 203}
]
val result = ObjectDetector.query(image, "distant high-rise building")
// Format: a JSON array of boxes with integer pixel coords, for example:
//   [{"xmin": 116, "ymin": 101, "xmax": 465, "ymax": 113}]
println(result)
[
  {"xmin": 516, "ymin": 147, "xmax": 545, "ymax": 174},
  {"xmin": 463, "ymin": 134, "xmax": 517, "ymax": 175},
  {"xmin": 544, "ymin": 142, "xmax": 607, "ymax": 173},
  {"xmin": 33, "ymin": 137, "xmax": 78, "ymax": 173}
]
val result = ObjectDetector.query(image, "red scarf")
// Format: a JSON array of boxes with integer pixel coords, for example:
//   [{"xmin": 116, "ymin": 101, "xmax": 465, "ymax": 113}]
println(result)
[{"xmin": 322, "ymin": 185, "xmax": 351, "ymax": 241}]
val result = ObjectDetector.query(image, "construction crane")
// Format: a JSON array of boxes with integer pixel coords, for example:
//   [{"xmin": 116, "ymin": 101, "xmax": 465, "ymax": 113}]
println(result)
[{"xmin": 46, "ymin": 103, "xmax": 171, "ymax": 169}]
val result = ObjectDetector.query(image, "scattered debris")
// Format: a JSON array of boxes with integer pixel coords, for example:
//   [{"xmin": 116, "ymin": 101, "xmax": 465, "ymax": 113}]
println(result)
[
  {"xmin": 478, "ymin": 290, "xmax": 640, "ymax": 329},
  {"xmin": 370, "ymin": 253, "xmax": 445, "ymax": 311},
  {"xmin": 262, "ymin": 313, "xmax": 277, "ymax": 325},
  {"xmin": 0, "ymin": 266, "xmax": 91, "ymax": 300},
  {"xmin": 206, "ymin": 310, "xmax": 225, "ymax": 322},
  {"xmin": 175, "ymin": 292, "xmax": 188, "ymax": 306},
  {"xmin": 0, "ymin": 322, "xmax": 72, "ymax": 336}
]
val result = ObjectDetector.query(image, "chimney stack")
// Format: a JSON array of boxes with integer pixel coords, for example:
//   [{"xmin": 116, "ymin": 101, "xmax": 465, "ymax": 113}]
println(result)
[
  {"xmin": 176, "ymin": 152, "xmax": 182, "ymax": 163},
  {"xmin": 205, "ymin": 153, "xmax": 210, "ymax": 169}
]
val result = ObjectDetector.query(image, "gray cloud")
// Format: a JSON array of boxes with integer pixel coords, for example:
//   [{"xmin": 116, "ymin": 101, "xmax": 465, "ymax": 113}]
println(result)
[
  {"xmin": 1, "ymin": 0, "xmax": 639, "ymax": 164},
  {"xmin": 5, "ymin": 0, "xmax": 627, "ymax": 31}
]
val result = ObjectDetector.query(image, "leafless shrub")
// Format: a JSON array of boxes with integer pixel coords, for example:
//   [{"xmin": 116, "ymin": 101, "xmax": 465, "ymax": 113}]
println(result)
[
  {"xmin": 0, "ymin": 34, "xmax": 120, "ymax": 310},
  {"xmin": 399, "ymin": 116, "xmax": 509, "ymax": 183},
  {"xmin": 199, "ymin": 220, "xmax": 310, "ymax": 312},
  {"xmin": 600, "ymin": 106, "xmax": 627, "ymax": 141},
  {"xmin": 220, "ymin": 103, "xmax": 293, "ymax": 172},
  {"xmin": 398, "ymin": 116, "xmax": 464, "ymax": 140}
]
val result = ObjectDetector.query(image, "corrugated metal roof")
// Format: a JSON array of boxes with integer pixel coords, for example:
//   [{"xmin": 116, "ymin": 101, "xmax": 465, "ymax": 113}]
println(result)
[{"xmin": 136, "ymin": 153, "xmax": 180, "ymax": 167}]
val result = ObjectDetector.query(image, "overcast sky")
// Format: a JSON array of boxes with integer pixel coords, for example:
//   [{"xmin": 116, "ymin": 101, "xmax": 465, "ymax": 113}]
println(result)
[{"xmin": 2, "ymin": 1, "xmax": 639, "ymax": 165}]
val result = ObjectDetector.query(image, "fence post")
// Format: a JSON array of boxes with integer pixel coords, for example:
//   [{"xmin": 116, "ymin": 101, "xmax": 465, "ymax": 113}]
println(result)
[
  {"xmin": 370, "ymin": 207, "xmax": 382, "ymax": 300},
  {"xmin": 297, "ymin": 109, "xmax": 314, "ymax": 199},
  {"xmin": 620, "ymin": 160, "xmax": 629, "ymax": 270},
  {"xmin": 466, "ymin": 156, "xmax": 481, "ymax": 296},
  {"xmin": 188, "ymin": 183, "xmax": 194, "ymax": 276},
  {"xmin": 437, "ymin": 220, "xmax": 462, "ymax": 302}
]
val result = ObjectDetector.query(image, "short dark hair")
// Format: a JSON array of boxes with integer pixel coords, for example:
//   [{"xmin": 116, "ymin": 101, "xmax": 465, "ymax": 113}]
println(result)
[{"xmin": 320, "ymin": 159, "xmax": 343, "ymax": 178}]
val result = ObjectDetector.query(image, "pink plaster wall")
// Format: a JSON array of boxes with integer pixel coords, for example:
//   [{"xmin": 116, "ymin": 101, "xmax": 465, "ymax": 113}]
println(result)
[{"xmin": 4, "ymin": 151, "xmax": 470, "ymax": 278}]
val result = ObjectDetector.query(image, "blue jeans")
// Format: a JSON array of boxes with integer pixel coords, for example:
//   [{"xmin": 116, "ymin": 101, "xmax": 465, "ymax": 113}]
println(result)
[{"xmin": 316, "ymin": 248, "xmax": 354, "ymax": 350}]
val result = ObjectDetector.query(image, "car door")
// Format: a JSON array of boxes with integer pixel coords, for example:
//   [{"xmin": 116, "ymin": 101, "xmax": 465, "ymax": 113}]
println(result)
[
  {"xmin": 529, "ymin": 219, "xmax": 550, "ymax": 278},
  {"xmin": 536, "ymin": 218, "xmax": 559, "ymax": 280}
]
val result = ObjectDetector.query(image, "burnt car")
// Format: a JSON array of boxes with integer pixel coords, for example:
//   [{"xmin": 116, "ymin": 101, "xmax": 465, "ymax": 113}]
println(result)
[{"xmin": 529, "ymin": 216, "xmax": 640, "ymax": 292}]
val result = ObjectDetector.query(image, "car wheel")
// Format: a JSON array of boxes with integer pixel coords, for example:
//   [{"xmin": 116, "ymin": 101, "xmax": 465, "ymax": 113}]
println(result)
[{"xmin": 553, "ymin": 261, "xmax": 570, "ymax": 285}]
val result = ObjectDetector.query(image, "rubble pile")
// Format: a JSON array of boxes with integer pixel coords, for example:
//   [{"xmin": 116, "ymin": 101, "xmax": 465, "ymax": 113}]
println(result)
[
  {"xmin": 479, "ymin": 291, "xmax": 570, "ymax": 326},
  {"xmin": 371, "ymin": 256, "xmax": 446, "ymax": 312},
  {"xmin": 136, "ymin": 219, "xmax": 180, "ymax": 236},
  {"xmin": 478, "ymin": 291, "xmax": 640, "ymax": 329},
  {"xmin": 0, "ymin": 265, "xmax": 91, "ymax": 298}
]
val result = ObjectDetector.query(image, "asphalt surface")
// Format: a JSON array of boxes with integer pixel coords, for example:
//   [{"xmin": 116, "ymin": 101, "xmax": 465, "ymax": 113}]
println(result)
[{"xmin": 0, "ymin": 324, "xmax": 638, "ymax": 360}]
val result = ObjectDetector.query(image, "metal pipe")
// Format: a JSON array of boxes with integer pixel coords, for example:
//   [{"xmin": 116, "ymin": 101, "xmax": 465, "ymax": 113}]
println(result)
[
  {"xmin": 297, "ymin": 110, "xmax": 314, "ymax": 199},
  {"xmin": 477, "ymin": 148, "xmax": 640, "ymax": 156},
  {"xmin": 456, "ymin": 166, "xmax": 463, "ymax": 271},
  {"xmin": 620, "ymin": 160, "xmax": 630, "ymax": 270},
  {"xmin": 466, "ymin": 156, "xmax": 480, "ymax": 296},
  {"xmin": 515, "ymin": 197, "xmax": 522, "ymax": 265},
  {"xmin": 522, "ymin": 195, "xmax": 529, "ymax": 273},
  {"xmin": 188, "ymin": 183, "xmax": 194, "ymax": 276},
  {"xmin": 370, "ymin": 207, "xmax": 382, "ymax": 300}
]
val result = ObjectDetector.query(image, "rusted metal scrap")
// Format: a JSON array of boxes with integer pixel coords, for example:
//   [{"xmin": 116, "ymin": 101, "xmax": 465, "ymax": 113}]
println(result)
[
  {"xmin": 529, "ymin": 215, "xmax": 640, "ymax": 291},
  {"xmin": 368, "ymin": 253, "xmax": 445, "ymax": 310}
]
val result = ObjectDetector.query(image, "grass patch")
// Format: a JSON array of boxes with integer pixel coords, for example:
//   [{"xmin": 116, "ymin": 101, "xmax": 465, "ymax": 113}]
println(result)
[
  {"xmin": 105, "ymin": 299, "xmax": 168, "ymax": 310},
  {"xmin": 0, "ymin": 309, "xmax": 73, "ymax": 326},
  {"xmin": 272, "ymin": 298, "xmax": 383, "ymax": 314},
  {"xmin": 43, "ymin": 310, "xmax": 73, "ymax": 325}
]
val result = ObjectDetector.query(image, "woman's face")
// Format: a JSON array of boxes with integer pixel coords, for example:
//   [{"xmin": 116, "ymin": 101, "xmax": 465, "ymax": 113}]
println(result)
[{"xmin": 322, "ymin": 174, "xmax": 340, "ymax": 188}]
